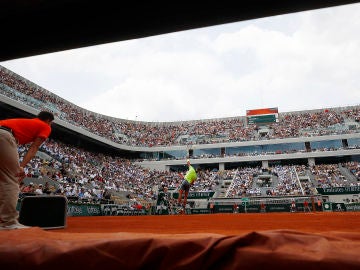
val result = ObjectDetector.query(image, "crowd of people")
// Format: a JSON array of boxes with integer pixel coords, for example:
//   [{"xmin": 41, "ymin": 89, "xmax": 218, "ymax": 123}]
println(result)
[
  {"xmin": 14, "ymin": 136, "xmax": 358, "ymax": 205},
  {"xmin": 17, "ymin": 139, "xmax": 220, "ymax": 204},
  {"xmin": 224, "ymin": 163, "xmax": 360, "ymax": 199},
  {"xmin": 1, "ymin": 65, "xmax": 359, "ymax": 149},
  {"xmin": 0, "ymin": 65, "xmax": 359, "ymax": 207}
]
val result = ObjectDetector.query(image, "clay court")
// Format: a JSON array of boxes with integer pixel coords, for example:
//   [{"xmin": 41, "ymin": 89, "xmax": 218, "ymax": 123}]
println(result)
[
  {"xmin": 1, "ymin": 212, "xmax": 359, "ymax": 269},
  {"xmin": 62, "ymin": 212, "xmax": 359, "ymax": 234}
]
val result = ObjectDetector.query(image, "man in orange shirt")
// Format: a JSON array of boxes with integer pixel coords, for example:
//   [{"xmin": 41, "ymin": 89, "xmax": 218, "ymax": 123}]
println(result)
[{"xmin": 0, "ymin": 111, "xmax": 54, "ymax": 230}]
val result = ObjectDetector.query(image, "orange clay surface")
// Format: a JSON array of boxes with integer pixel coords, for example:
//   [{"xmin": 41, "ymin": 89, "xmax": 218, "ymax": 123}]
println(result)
[
  {"xmin": 53, "ymin": 212, "xmax": 360, "ymax": 235},
  {"xmin": 1, "ymin": 212, "xmax": 360, "ymax": 270}
]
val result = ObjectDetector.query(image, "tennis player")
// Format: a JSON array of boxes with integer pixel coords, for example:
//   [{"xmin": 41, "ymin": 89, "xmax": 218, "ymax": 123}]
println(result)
[{"xmin": 177, "ymin": 159, "xmax": 197, "ymax": 208}]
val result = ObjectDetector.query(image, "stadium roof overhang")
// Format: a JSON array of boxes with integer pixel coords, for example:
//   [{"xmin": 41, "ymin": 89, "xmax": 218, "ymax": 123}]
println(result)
[{"xmin": 1, "ymin": 0, "xmax": 359, "ymax": 61}]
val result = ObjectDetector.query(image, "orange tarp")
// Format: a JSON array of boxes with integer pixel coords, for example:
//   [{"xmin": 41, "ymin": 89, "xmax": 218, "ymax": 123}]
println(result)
[{"xmin": 0, "ymin": 212, "xmax": 359, "ymax": 270}]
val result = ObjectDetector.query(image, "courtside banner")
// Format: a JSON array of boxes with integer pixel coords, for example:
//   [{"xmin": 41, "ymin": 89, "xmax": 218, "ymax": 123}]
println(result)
[
  {"xmin": 172, "ymin": 191, "xmax": 215, "ymax": 199},
  {"xmin": 332, "ymin": 203, "xmax": 347, "ymax": 212},
  {"xmin": 191, "ymin": 209, "xmax": 211, "ymax": 214},
  {"xmin": 345, "ymin": 203, "xmax": 360, "ymax": 211},
  {"xmin": 316, "ymin": 187, "xmax": 360, "ymax": 195},
  {"xmin": 67, "ymin": 202, "xmax": 102, "ymax": 216},
  {"xmin": 215, "ymin": 205, "xmax": 234, "ymax": 213}
]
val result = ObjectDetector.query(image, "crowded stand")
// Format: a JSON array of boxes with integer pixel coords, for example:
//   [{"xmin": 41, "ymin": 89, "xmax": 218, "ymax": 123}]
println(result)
[
  {"xmin": 1, "ymin": 64, "xmax": 360, "ymax": 210},
  {"xmin": 344, "ymin": 161, "xmax": 360, "ymax": 181},
  {"xmin": 15, "ymin": 137, "xmax": 359, "ymax": 206},
  {"xmin": 311, "ymin": 164, "xmax": 352, "ymax": 188},
  {"xmin": 1, "ymin": 65, "xmax": 360, "ymax": 149},
  {"xmin": 271, "ymin": 165, "xmax": 303, "ymax": 196},
  {"xmin": 18, "ymin": 139, "xmax": 225, "ymax": 206},
  {"xmin": 223, "ymin": 163, "xmax": 360, "ymax": 199},
  {"xmin": 225, "ymin": 167, "xmax": 261, "ymax": 197}
]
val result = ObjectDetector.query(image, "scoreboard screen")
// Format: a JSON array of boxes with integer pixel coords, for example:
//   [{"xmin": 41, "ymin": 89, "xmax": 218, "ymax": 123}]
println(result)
[
  {"xmin": 246, "ymin": 107, "xmax": 278, "ymax": 116},
  {"xmin": 246, "ymin": 107, "xmax": 279, "ymax": 125}
]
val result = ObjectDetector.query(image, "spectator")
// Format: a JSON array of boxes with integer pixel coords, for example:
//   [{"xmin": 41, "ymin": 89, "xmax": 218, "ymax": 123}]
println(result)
[
  {"xmin": 21, "ymin": 182, "xmax": 35, "ymax": 194},
  {"xmin": 34, "ymin": 184, "xmax": 43, "ymax": 195}
]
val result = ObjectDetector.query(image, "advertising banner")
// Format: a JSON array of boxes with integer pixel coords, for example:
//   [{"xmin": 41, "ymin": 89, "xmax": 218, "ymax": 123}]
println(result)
[
  {"xmin": 67, "ymin": 203, "xmax": 102, "ymax": 216},
  {"xmin": 316, "ymin": 187, "xmax": 360, "ymax": 195},
  {"xmin": 172, "ymin": 191, "xmax": 215, "ymax": 199}
]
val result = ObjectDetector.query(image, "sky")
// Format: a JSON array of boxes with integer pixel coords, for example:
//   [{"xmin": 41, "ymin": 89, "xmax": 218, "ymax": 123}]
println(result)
[{"xmin": 1, "ymin": 3, "xmax": 360, "ymax": 122}]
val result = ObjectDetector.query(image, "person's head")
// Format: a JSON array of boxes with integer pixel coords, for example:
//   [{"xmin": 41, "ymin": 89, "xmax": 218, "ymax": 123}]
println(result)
[
  {"xmin": 186, "ymin": 159, "xmax": 191, "ymax": 167},
  {"xmin": 37, "ymin": 111, "xmax": 54, "ymax": 124}
]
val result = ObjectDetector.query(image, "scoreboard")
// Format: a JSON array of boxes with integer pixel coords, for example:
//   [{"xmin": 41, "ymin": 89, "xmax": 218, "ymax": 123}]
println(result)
[{"xmin": 246, "ymin": 107, "xmax": 279, "ymax": 125}]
